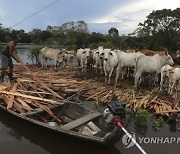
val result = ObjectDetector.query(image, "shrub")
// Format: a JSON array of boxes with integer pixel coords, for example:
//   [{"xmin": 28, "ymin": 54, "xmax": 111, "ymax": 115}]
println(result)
[{"xmin": 27, "ymin": 45, "xmax": 42, "ymax": 64}]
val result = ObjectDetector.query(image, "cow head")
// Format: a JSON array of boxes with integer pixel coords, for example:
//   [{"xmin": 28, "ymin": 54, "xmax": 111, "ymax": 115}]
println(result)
[
  {"xmin": 57, "ymin": 49, "xmax": 66, "ymax": 64},
  {"xmin": 164, "ymin": 52, "xmax": 174, "ymax": 66},
  {"xmin": 104, "ymin": 49, "xmax": 112, "ymax": 61},
  {"xmin": 85, "ymin": 48, "xmax": 90, "ymax": 59},
  {"xmin": 95, "ymin": 51, "xmax": 99, "ymax": 55},
  {"xmin": 99, "ymin": 49, "xmax": 104, "ymax": 59}
]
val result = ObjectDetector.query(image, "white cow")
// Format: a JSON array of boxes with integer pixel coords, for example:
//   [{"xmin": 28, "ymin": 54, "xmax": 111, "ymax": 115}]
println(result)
[
  {"xmin": 115, "ymin": 50, "xmax": 144, "ymax": 79},
  {"xmin": 40, "ymin": 47, "xmax": 66, "ymax": 69},
  {"xmin": 134, "ymin": 52, "xmax": 174, "ymax": 89},
  {"xmin": 160, "ymin": 64, "xmax": 173, "ymax": 92},
  {"xmin": 103, "ymin": 49, "xmax": 118, "ymax": 84},
  {"xmin": 77, "ymin": 48, "xmax": 90, "ymax": 72},
  {"xmin": 63, "ymin": 50, "xmax": 75, "ymax": 66},
  {"xmin": 93, "ymin": 47, "xmax": 104, "ymax": 74},
  {"xmin": 168, "ymin": 67, "xmax": 180, "ymax": 94}
]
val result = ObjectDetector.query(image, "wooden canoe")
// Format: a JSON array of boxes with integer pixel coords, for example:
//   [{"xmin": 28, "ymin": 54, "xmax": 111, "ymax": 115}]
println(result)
[{"xmin": 0, "ymin": 101, "xmax": 123, "ymax": 145}]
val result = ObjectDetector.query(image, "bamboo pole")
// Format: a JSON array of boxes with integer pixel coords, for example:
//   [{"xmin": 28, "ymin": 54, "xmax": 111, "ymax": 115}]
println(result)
[
  {"xmin": 1, "ymin": 91, "xmax": 63, "ymax": 105},
  {"xmin": 156, "ymin": 110, "xmax": 180, "ymax": 114},
  {"xmin": 17, "ymin": 90, "xmax": 52, "ymax": 95},
  {"xmin": 86, "ymin": 89, "xmax": 109, "ymax": 100}
]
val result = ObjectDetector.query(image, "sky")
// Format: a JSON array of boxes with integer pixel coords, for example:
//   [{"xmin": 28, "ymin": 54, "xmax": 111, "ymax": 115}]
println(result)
[{"xmin": 0, "ymin": 0, "xmax": 179, "ymax": 35}]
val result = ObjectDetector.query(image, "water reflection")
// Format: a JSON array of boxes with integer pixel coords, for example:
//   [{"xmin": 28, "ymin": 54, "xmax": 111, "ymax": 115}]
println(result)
[{"xmin": 134, "ymin": 123, "xmax": 148, "ymax": 136}]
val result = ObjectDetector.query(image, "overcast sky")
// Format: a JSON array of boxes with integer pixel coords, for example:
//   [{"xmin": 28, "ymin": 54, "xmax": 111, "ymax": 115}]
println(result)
[{"xmin": 0, "ymin": 0, "xmax": 179, "ymax": 34}]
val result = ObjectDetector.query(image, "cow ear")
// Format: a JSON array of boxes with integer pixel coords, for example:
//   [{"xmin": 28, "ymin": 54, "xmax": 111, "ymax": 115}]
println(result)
[
  {"xmin": 164, "ymin": 48, "xmax": 168, "ymax": 55},
  {"xmin": 165, "ymin": 51, "xmax": 168, "ymax": 55}
]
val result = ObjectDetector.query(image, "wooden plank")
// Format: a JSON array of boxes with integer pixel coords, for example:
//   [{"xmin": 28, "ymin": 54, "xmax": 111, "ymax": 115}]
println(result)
[
  {"xmin": 60, "ymin": 112, "xmax": 101, "ymax": 131},
  {"xmin": 1, "ymin": 90, "xmax": 62, "ymax": 105},
  {"xmin": 7, "ymin": 83, "xmax": 18, "ymax": 109}
]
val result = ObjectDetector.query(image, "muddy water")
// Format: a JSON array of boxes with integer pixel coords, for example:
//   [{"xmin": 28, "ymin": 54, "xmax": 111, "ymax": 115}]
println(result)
[{"xmin": 0, "ymin": 48, "xmax": 180, "ymax": 154}]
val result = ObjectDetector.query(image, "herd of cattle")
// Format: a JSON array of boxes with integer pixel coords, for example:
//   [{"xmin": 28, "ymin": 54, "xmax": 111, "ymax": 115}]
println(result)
[{"xmin": 40, "ymin": 46, "xmax": 180, "ymax": 94}]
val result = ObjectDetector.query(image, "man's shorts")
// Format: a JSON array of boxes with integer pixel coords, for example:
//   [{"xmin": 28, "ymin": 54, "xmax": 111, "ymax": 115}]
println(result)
[{"xmin": 1, "ymin": 54, "xmax": 13, "ymax": 69}]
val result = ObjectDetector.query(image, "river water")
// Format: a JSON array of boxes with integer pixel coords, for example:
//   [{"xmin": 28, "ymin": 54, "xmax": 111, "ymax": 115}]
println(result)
[{"xmin": 0, "ymin": 47, "xmax": 179, "ymax": 154}]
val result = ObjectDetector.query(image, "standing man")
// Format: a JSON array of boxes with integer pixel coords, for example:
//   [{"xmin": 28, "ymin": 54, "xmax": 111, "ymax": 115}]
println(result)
[{"xmin": 0, "ymin": 35, "xmax": 20, "ymax": 82}]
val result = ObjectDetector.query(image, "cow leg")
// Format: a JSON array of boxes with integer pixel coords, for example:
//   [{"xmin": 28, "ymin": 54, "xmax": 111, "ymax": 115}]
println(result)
[
  {"xmin": 108, "ymin": 68, "xmax": 114, "ymax": 84},
  {"xmin": 134, "ymin": 72, "xmax": 141, "ymax": 89},
  {"xmin": 115, "ymin": 62, "xmax": 121, "ymax": 83},
  {"xmin": 95, "ymin": 62, "xmax": 98, "ymax": 74},
  {"xmin": 81, "ymin": 61, "xmax": 84, "ymax": 73},
  {"xmin": 41, "ymin": 56, "xmax": 45, "ymax": 68},
  {"xmin": 100, "ymin": 60, "xmax": 104, "ymax": 75},
  {"xmin": 154, "ymin": 73, "xmax": 159, "ymax": 85},
  {"xmin": 45, "ymin": 58, "xmax": 48, "ymax": 69},
  {"xmin": 104, "ymin": 68, "xmax": 108, "ymax": 83},
  {"xmin": 170, "ymin": 81, "xmax": 176, "ymax": 94},
  {"xmin": 100, "ymin": 66, "xmax": 103, "ymax": 75},
  {"xmin": 165, "ymin": 77, "xmax": 169, "ymax": 91},
  {"xmin": 160, "ymin": 74, "xmax": 164, "ymax": 92},
  {"xmin": 84, "ymin": 65, "xmax": 87, "ymax": 73},
  {"xmin": 78, "ymin": 60, "xmax": 81, "ymax": 67},
  {"xmin": 54, "ymin": 60, "xmax": 57, "ymax": 69},
  {"xmin": 168, "ymin": 79, "xmax": 173, "ymax": 94},
  {"xmin": 177, "ymin": 80, "xmax": 180, "ymax": 91},
  {"xmin": 121, "ymin": 68, "xmax": 126, "ymax": 80},
  {"xmin": 41, "ymin": 58, "xmax": 44, "ymax": 68}
]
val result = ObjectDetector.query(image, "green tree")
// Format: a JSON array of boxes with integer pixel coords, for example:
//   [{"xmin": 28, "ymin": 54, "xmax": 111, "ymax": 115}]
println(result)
[
  {"xmin": 28, "ymin": 28, "xmax": 42, "ymax": 43},
  {"xmin": 138, "ymin": 8, "xmax": 180, "ymax": 51},
  {"xmin": 108, "ymin": 27, "xmax": 119, "ymax": 37},
  {"xmin": 76, "ymin": 20, "xmax": 89, "ymax": 33}
]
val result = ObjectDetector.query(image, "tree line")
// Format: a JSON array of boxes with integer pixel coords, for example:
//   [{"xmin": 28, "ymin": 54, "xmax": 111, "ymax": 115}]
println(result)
[{"xmin": 0, "ymin": 8, "xmax": 180, "ymax": 53}]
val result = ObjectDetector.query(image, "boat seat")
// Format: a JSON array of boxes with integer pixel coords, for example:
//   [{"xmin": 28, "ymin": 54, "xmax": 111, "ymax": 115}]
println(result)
[{"xmin": 60, "ymin": 112, "xmax": 101, "ymax": 131}]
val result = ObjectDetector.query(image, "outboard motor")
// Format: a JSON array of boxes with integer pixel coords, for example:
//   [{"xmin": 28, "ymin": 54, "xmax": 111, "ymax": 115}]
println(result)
[{"xmin": 107, "ymin": 101, "xmax": 126, "ymax": 115}]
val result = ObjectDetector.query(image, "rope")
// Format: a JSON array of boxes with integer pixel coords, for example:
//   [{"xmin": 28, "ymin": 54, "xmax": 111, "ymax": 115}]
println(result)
[{"xmin": 9, "ymin": 0, "xmax": 60, "ymax": 29}]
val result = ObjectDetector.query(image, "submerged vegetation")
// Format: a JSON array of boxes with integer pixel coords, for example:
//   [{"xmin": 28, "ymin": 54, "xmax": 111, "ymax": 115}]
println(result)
[
  {"xmin": 134, "ymin": 108, "xmax": 164, "ymax": 133},
  {"xmin": 134, "ymin": 108, "xmax": 151, "ymax": 124},
  {"xmin": 27, "ymin": 45, "xmax": 42, "ymax": 64},
  {"xmin": 152, "ymin": 116, "xmax": 164, "ymax": 131}
]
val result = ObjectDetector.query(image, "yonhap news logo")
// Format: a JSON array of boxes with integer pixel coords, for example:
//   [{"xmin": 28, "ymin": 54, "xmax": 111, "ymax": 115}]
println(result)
[
  {"xmin": 122, "ymin": 132, "xmax": 136, "ymax": 148},
  {"xmin": 122, "ymin": 132, "xmax": 180, "ymax": 148}
]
